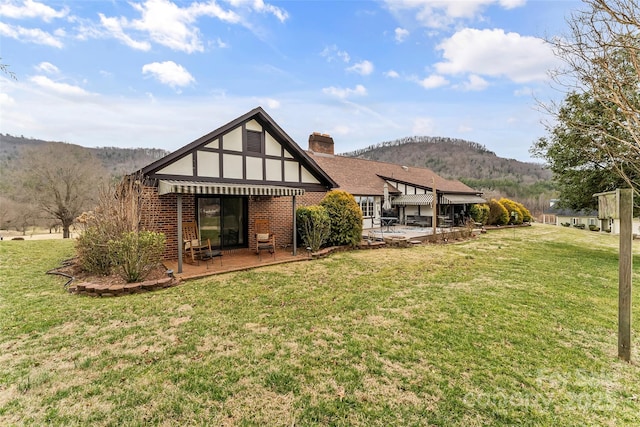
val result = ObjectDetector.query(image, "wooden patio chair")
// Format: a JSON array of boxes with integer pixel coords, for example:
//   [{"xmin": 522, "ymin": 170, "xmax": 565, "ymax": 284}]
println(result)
[
  {"xmin": 255, "ymin": 219, "xmax": 276, "ymax": 260},
  {"xmin": 182, "ymin": 221, "xmax": 213, "ymax": 265}
]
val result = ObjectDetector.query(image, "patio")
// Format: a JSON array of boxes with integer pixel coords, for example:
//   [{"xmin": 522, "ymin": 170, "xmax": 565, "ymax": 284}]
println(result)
[
  {"xmin": 164, "ymin": 247, "xmax": 311, "ymax": 280},
  {"xmin": 163, "ymin": 226, "xmax": 479, "ymax": 281}
]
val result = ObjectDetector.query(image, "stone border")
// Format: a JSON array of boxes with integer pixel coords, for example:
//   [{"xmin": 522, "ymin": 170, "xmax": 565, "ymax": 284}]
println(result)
[{"xmin": 69, "ymin": 277, "xmax": 181, "ymax": 297}]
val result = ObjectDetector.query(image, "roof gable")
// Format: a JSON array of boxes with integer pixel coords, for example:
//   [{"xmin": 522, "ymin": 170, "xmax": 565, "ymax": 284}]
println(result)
[{"xmin": 141, "ymin": 107, "xmax": 336, "ymax": 190}]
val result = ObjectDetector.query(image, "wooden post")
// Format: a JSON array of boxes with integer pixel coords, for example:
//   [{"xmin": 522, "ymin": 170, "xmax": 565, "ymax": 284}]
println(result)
[
  {"xmin": 432, "ymin": 177, "xmax": 437, "ymax": 236},
  {"xmin": 292, "ymin": 195, "xmax": 297, "ymax": 256},
  {"xmin": 618, "ymin": 188, "xmax": 632, "ymax": 362}
]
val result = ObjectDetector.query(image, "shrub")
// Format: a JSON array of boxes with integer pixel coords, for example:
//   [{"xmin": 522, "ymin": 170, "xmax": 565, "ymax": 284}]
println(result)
[
  {"xmin": 108, "ymin": 231, "xmax": 166, "ymax": 283},
  {"xmin": 76, "ymin": 227, "xmax": 112, "ymax": 275},
  {"xmin": 561, "ymin": 222, "xmax": 571, "ymax": 227},
  {"xmin": 513, "ymin": 200, "xmax": 533, "ymax": 222},
  {"xmin": 573, "ymin": 223, "xmax": 586, "ymax": 229},
  {"xmin": 469, "ymin": 204, "xmax": 489, "ymax": 225},
  {"xmin": 320, "ymin": 190, "xmax": 363, "ymax": 247},
  {"xmin": 588, "ymin": 224, "xmax": 600, "ymax": 231},
  {"xmin": 499, "ymin": 198, "xmax": 524, "ymax": 224},
  {"xmin": 76, "ymin": 176, "xmax": 163, "ymax": 278},
  {"xmin": 297, "ymin": 205, "xmax": 331, "ymax": 252},
  {"xmin": 487, "ymin": 199, "xmax": 509, "ymax": 225}
]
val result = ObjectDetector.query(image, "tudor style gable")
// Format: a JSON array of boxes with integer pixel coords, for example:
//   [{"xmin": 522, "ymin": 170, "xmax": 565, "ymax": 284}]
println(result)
[{"xmin": 142, "ymin": 107, "xmax": 336, "ymax": 192}]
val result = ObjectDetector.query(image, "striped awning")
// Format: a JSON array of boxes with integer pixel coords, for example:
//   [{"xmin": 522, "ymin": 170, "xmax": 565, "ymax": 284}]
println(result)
[
  {"xmin": 441, "ymin": 194, "xmax": 486, "ymax": 204},
  {"xmin": 392, "ymin": 194, "xmax": 434, "ymax": 206},
  {"xmin": 158, "ymin": 180, "xmax": 305, "ymax": 196}
]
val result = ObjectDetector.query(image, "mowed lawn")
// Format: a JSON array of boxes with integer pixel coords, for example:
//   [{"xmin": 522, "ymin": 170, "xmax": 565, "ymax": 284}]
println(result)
[{"xmin": 1, "ymin": 224, "xmax": 639, "ymax": 426}]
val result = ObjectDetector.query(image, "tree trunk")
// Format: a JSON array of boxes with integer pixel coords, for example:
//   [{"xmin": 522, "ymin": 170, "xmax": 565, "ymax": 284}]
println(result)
[{"xmin": 62, "ymin": 218, "xmax": 73, "ymax": 238}]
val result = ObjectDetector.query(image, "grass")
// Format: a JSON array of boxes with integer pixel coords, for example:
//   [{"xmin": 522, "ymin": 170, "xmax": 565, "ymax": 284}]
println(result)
[{"xmin": 1, "ymin": 224, "xmax": 639, "ymax": 426}]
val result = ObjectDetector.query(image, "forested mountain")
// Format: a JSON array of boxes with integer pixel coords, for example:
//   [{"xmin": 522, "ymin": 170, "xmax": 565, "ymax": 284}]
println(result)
[
  {"xmin": 341, "ymin": 136, "xmax": 555, "ymax": 212},
  {"xmin": 0, "ymin": 134, "xmax": 169, "ymax": 177}
]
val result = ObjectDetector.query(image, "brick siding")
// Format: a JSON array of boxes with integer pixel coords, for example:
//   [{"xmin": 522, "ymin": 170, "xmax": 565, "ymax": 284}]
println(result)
[{"xmin": 141, "ymin": 186, "xmax": 329, "ymax": 260}]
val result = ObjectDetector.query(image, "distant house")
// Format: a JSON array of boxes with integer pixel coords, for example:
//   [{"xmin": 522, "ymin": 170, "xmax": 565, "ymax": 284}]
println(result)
[
  {"xmin": 544, "ymin": 206, "xmax": 599, "ymax": 229},
  {"xmin": 306, "ymin": 133, "xmax": 485, "ymax": 229}
]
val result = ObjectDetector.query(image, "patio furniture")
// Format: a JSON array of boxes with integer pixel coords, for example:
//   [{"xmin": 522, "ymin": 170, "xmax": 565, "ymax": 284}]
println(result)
[
  {"xmin": 255, "ymin": 219, "xmax": 276, "ymax": 260},
  {"xmin": 380, "ymin": 216, "xmax": 398, "ymax": 232},
  {"xmin": 200, "ymin": 249, "xmax": 223, "ymax": 269},
  {"xmin": 182, "ymin": 221, "xmax": 212, "ymax": 265}
]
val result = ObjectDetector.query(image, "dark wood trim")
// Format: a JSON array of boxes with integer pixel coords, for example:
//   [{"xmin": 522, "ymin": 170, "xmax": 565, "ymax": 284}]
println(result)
[{"xmin": 139, "ymin": 107, "xmax": 337, "ymax": 188}]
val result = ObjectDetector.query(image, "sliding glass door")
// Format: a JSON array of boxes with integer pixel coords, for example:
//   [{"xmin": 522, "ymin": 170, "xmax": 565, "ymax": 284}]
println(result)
[{"xmin": 197, "ymin": 196, "xmax": 247, "ymax": 249}]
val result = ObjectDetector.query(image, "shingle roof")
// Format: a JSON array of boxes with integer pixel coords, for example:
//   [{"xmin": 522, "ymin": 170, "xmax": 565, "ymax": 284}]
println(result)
[{"xmin": 306, "ymin": 152, "xmax": 478, "ymax": 196}]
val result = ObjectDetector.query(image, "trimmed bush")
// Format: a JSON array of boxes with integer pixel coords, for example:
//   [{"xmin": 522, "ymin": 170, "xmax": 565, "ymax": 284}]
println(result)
[
  {"xmin": 469, "ymin": 203, "xmax": 489, "ymax": 225},
  {"xmin": 513, "ymin": 200, "xmax": 533, "ymax": 222},
  {"xmin": 561, "ymin": 222, "xmax": 571, "ymax": 227},
  {"xmin": 488, "ymin": 199, "xmax": 509, "ymax": 225},
  {"xmin": 573, "ymin": 223, "xmax": 586, "ymax": 229},
  {"xmin": 108, "ymin": 231, "xmax": 166, "ymax": 283},
  {"xmin": 297, "ymin": 205, "xmax": 331, "ymax": 252},
  {"xmin": 499, "ymin": 198, "xmax": 524, "ymax": 224},
  {"xmin": 588, "ymin": 224, "xmax": 600, "ymax": 231},
  {"xmin": 320, "ymin": 190, "xmax": 363, "ymax": 247}
]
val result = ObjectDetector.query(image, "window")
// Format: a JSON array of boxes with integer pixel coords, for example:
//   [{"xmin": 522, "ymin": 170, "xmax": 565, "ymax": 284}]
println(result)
[
  {"xmin": 355, "ymin": 196, "xmax": 374, "ymax": 217},
  {"xmin": 247, "ymin": 130, "xmax": 262, "ymax": 153}
]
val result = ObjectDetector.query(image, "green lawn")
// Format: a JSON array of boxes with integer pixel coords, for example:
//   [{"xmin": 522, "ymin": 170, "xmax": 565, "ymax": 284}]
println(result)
[{"xmin": 1, "ymin": 224, "xmax": 639, "ymax": 426}]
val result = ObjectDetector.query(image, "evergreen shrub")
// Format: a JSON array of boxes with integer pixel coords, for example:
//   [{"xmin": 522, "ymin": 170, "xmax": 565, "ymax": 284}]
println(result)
[
  {"xmin": 488, "ymin": 199, "xmax": 509, "ymax": 225},
  {"xmin": 296, "ymin": 205, "xmax": 331, "ymax": 252},
  {"xmin": 320, "ymin": 190, "xmax": 363, "ymax": 247}
]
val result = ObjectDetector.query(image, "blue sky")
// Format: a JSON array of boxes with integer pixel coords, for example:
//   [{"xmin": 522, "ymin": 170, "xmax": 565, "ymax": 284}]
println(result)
[{"xmin": 1, "ymin": 0, "xmax": 583, "ymax": 162}]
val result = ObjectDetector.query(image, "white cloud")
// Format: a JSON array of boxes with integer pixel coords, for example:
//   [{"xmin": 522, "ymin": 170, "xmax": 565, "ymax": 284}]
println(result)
[
  {"xmin": 142, "ymin": 61, "xmax": 195, "ymax": 88},
  {"xmin": 412, "ymin": 117, "xmax": 435, "ymax": 135},
  {"xmin": 231, "ymin": 0, "xmax": 289, "ymax": 22},
  {"xmin": 384, "ymin": 70, "xmax": 400, "ymax": 78},
  {"xmin": 256, "ymin": 97, "xmax": 280, "ymax": 109},
  {"xmin": 435, "ymin": 28, "xmax": 558, "ymax": 83},
  {"xmin": 29, "ymin": 75, "xmax": 92, "ymax": 97},
  {"xmin": 0, "ymin": 22, "xmax": 63, "ymax": 47},
  {"xmin": 383, "ymin": 0, "xmax": 526, "ymax": 29},
  {"xmin": 395, "ymin": 27, "xmax": 409, "ymax": 43},
  {"xmin": 35, "ymin": 62, "xmax": 59, "ymax": 74},
  {"xmin": 347, "ymin": 60, "xmax": 374, "ymax": 76},
  {"xmin": 0, "ymin": 0, "xmax": 68, "ymax": 22},
  {"xmin": 459, "ymin": 74, "xmax": 489, "ymax": 91},
  {"xmin": 320, "ymin": 45, "xmax": 350, "ymax": 63},
  {"xmin": 0, "ymin": 92, "xmax": 16, "ymax": 107},
  {"xmin": 99, "ymin": 13, "xmax": 151, "ymax": 51},
  {"xmin": 417, "ymin": 74, "xmax": 448, "ymax": 89},
  {"xmin": 322, "ymin": 84, "xmax": 367, "ymax": 99},
  {"xmin": 98, "ymin": 0, "xmax": 243, "ymax": 53},
  {"xmin": 514, "ymin": 86, "xmax": 534, "ymax": 97}
]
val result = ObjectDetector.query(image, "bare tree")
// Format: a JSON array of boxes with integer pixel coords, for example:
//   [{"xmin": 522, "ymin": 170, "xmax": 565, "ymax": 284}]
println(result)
[
  {"xmin": 14, "ymin": 143, "xmax": 108, "ymax": 238},
  {"xmin": 544, "ymin": 0, "xmax": 640, "ymax": 191}
]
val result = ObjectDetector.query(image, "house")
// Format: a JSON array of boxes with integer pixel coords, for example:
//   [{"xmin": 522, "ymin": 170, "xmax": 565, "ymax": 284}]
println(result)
[
  {"xmin": 543, "ymin": 207, "xmax": 599, "ymax": 229},
  {"xmin": 306, "ymin": 133, "xmax": 485, "ymax": 229},
  {"xmin": 137, "ymin": 107, "xmax": 337, "ymax": 267},
  {"xmin": 137, "ymin": 107, "xmax": 485, "ymax": 269}
]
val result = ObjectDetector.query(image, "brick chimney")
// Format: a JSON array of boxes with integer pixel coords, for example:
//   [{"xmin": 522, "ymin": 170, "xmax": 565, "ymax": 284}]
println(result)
[{"xmin": 308, "ymin": 132, "xmax": 334, "ymax": 155}]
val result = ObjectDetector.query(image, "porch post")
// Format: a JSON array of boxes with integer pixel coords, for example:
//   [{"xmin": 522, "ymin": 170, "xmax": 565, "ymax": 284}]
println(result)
[
  {"xmin": 177, "ymin": 194, "xmax": 183, "ymax": 274},
  {"xmin": 292, "ymin": 195, "xmax": 297, "ymax": 255}
]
